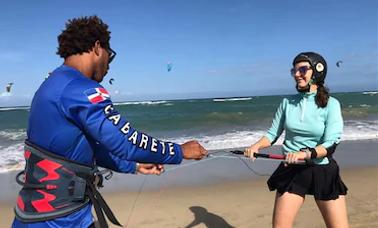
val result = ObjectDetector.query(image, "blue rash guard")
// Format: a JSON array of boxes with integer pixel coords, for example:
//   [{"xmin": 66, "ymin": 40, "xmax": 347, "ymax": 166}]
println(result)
[
  {"xmin": 13, "ymin": 65, "xmax": 183, "ymax": 228},
  {"xmin": 265, "ymin": 91, "xmax": 343, "ymax": 165}
]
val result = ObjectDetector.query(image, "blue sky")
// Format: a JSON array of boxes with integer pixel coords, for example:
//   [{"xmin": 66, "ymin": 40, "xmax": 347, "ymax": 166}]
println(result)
[{"xmin": 0, "ymin": 0, "xmax": 377, "ymax": 106}]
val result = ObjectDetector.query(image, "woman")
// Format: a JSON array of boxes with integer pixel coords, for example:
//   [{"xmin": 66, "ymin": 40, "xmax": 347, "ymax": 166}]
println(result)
[{"xmin": 245, "ymin": 52, "xmax": 349, "ymax": 228}]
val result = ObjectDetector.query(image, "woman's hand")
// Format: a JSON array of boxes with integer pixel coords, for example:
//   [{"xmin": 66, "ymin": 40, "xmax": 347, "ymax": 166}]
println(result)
[
  {"xmin": 244, "ymin": 144, "xmax": 260, "ymax": 161},
  {"xmin": 285, "ymin": 151, "xmax": 308, "ymax": 164},
  {"xmin": 136, "ymin": 163, "xmax": 164, "ymax": 175}
]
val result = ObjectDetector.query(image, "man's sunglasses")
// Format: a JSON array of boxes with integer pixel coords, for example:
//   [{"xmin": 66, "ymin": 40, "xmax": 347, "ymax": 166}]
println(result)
[
  {"xmin": 290, "ymin": 66, "xmax": 311, "ymax": 76},
  {"xmin": 107, "ymin": 47, "xmax": 116, "ymax": 64}
]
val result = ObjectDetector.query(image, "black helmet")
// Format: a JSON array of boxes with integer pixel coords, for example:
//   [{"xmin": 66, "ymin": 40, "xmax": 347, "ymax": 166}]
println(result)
[{"xmin": 293, "ymin": 52, "xmax": 327, "ymax": 84}]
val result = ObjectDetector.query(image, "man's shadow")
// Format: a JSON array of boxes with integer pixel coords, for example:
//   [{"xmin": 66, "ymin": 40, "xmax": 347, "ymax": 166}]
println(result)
[{"xmin": 185, "ymin": 206, "xmax": 235, "ymax": 228}]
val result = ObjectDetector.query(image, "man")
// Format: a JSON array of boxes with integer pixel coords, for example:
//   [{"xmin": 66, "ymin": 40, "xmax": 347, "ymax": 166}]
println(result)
[{"xmin": 13, "ymin": 15, "xmax": 207, "ymax": 228}]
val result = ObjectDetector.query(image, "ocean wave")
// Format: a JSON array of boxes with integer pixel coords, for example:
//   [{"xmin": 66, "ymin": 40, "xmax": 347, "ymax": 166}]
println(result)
[
  {"xmin": 163, "ymin": 130, "xmax": 284, "ymax": 151},
  {"xmin": 0, "ymin": 129, "xmax": 26, "ymax": 141},
  {"xmin": 114, "ymin": 100, "xmax": 170, "ymax": 106},
  {"xmin": 213, "ymin": 97, "xmax": 252, "ymax": 102},
  {"xmin": 0, "ymin": 106, "xmax": 29, "ymax": 112},
  {"xmin": 0, "ymin": 142, "xmax": 24, "ymax": 173},
  {"xmin": 162, "ymin": 121, "xmax": 378, "ymax": 151},
  {"xmin": 343, "ymin": 120, "xmax": 378, "ymax": 140},
  {"xmin": 0, "ymin": 120, "xmax": 377, "ymax": 174},
  {"xmin": 362, "ymin": 91, "xmax": 378, "ymax": 95}
]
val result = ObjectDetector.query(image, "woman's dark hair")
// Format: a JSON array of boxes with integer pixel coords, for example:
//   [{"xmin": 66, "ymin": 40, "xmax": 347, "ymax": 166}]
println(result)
[
  {"xmin": 57, "ymin": 15, "xmax": 111, "ymax": 58},
  {"xmin": 316, "ymin": 83, "xmax": 329, "ymax": 108}
]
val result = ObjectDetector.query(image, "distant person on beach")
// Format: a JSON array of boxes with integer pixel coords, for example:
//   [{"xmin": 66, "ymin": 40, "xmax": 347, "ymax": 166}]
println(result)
[
  {"xmin": 244, "ymin": 52, "xmax": 349, "ymax": 228},
  {"xmin": 13, "ymin": 15, "xmax": 207, "ymax": 228}
]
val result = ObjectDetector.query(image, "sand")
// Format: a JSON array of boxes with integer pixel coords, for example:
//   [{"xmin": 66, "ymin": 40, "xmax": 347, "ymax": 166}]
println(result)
[{"xmin": 1, "ymin": 140, "xmax": 377, "ymax": 227}]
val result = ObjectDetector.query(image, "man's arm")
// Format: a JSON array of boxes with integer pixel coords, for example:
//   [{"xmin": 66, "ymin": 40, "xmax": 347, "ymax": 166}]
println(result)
[
  {"xmin": 61, "ymin": 82, "xmax": 206, "ymax": 166},
  {"xmin": 93, "ymin": 142, "xmax": 165, "ymax": 175}
]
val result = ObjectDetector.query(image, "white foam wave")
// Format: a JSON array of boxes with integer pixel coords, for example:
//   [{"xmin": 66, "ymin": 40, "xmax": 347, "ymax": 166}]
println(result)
[
  {"xmin": 0, "ymin": 120, "xmax": 376, "ymax": 173},
  {"xmin": 213, "ymin": 97, "xmax": 252, "ymax": 102},
  {"xmin": 0, "ymin": 106, "xmax": 29, "ymax": 111},
  {"xmin": 163, "ymin": 120, "xmax": 378, "ymax": 151},
  {"xmin": 114, "ymin": 100, "xmax": 170, "ymax": 106},
  {"xmin": 0, "ymin": 129, "xmax": 26, "ymax": 140},
  {"xmin": 342, "ymin": 120, "xmax": 378, "ymax": 140},
  {"xmin": 163, "ymin": 130, "xmax": 285, "ymax": 151},
  {"xmin": 0, "ymin": 143, "xmax": 25, "ymax": 173},
  {"xmin": 362, "ymin": 91, "xmax": 378, "ymax": 95}
]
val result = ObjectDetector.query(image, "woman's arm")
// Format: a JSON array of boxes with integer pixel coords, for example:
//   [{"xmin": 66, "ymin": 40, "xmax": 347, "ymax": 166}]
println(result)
[
  {"xmin": 244, "ymin": 136, "xmax": 272, "ymax": 160},
  {"xmin": 245, "ymin": 99, "xmax": 287, "ymax": 159}
]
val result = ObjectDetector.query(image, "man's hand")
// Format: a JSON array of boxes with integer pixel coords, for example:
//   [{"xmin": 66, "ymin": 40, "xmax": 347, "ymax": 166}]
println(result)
[
  {"xmin": 136, "ymin": 163, "xmax": 164, "ymax": 175},
  {"xmin": 181, "ymin": 140, "xmax": 207, "ymax": 160}
]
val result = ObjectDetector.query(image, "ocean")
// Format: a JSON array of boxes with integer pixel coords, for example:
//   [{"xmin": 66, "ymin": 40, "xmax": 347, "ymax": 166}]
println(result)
[{"xmin": 0, "ymin": 91, "xmax": 377, "ymax": 173}]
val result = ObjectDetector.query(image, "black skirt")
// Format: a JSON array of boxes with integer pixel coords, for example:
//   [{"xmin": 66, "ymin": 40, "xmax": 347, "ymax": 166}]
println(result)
[{"xmin": 267, "ymin": 158, "xmax": 348, "ymax": 200}]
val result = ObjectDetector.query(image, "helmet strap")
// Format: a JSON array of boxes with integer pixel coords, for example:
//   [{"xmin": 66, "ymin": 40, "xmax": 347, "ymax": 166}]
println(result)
[
  {"xmin": 296, "ymin": 84, "xmax": 310, "ymax": 93},
  {"xmin": 309, "ymin": 78, "xmax": 315, "ymax": 86},
  {"xmin": 296, "ymin": 77, "xmax": 314, "ymax": 93}
]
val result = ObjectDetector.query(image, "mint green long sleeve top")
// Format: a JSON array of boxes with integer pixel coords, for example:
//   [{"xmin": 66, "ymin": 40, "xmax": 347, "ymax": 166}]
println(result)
[{"xmin": 265, "ymin": 91, "xmax": 343, "ymax": 165}]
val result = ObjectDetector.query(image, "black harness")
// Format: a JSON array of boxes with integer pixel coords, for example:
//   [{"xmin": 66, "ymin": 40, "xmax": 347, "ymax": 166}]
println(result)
[{"xmin": 15, "ymin": 141, "xmax": 121, "ymax": 228}]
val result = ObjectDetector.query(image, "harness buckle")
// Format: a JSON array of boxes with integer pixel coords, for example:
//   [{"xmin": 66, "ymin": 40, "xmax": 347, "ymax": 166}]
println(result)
[{"xmin": 93, "ymin": 169, "xmax": 113, "ymax": 188}]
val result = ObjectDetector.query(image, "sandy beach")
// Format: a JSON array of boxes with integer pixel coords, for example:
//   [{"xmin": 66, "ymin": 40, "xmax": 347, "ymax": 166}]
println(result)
[
  {"xmin": 1, "ymin": 139, "xmax": 377, "ymax": 227},
  {"xmin": 104, "ymin": 167, "xmax": 378, "ymax": 228}
]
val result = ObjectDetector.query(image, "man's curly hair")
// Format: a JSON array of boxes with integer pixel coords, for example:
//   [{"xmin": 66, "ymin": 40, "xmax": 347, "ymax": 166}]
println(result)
[{"xmin": 57, "ymin": 15, "xmax": 111, "ymax": 58}]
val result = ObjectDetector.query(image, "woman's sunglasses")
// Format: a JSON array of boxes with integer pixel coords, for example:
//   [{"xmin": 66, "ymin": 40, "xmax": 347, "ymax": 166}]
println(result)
[{"xmin": 290, "ymin": 66, "xmax": 311, "ymax": 76}]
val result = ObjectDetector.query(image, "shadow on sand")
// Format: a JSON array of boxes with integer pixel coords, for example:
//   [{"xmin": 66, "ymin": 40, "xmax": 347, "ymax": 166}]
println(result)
[{"xmin": 185, "ymin": 206, "xmax": 235, "ymax": 228}]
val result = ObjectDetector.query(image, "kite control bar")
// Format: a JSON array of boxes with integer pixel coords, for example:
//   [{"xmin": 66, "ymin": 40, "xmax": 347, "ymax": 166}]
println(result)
[
  {"xmin": 230, "ymin": 150, "xmax": 285, "ymax": 160},
  {"xmin": 230, "ymin": 150, "xmax": 309, "ymax": 164}
]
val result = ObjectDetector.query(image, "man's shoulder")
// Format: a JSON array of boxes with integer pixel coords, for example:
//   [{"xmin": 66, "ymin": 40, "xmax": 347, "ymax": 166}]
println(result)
[
  {"xmin": 50, "ymin": 65, "xmax": 99, "ymax": 90},
  {"xmin": 61, "ymin": 77, "xmax": 112, "ymax": 107},
  {"xmin": 65, "ymin": 76, "xmax": 100, "ymax": 92},
  {"xmin": 46, "ymin": 66, "xmax": 110, "ymax": 106}
]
